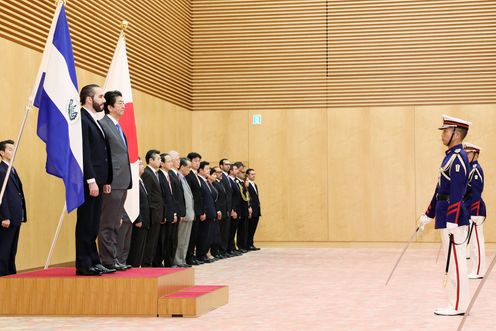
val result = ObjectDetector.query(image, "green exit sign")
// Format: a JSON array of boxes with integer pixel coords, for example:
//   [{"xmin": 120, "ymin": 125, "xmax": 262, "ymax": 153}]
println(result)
[{"xmin": 252, "ymin": 114, "xmax": 262, "ymax": 125}]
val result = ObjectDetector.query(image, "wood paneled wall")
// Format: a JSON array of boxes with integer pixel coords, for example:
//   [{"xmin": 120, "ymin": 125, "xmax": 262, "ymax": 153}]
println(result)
[
  {"xmin": 192, "ymin": 0, "xmax": 496, "ymax": 111},
  {"xmin": 0, "ymin": 37, "xmax": 191, "ymax": 270},
  {"xmin": 0, "ymin": 0, "xmax": 192, "ymax": 109},
  {"xmin": 192, "ymin": 106, "xmax": 496, "ymax": 243}
]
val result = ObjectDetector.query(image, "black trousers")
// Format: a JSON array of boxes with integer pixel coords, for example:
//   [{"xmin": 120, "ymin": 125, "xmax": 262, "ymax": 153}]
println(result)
[
  {"xmin": 196, "ymin": 217, "xmax": 212, "ymax": 258},
  {"xmin": 141, "ymin": 207, "xmax": 162, "ymax": 267},
  {"xmin": 248, "ymin": 216, "xmax": 260, "ymax": 247},
  {"xmin": 76, "ymin": 192, "xmax": 103, "ymax": 269},
  {"xmin": 0, "ymin": 223, "xmax": 20, "ymax": 276},
  {"xmin": 127, "ymin": 225, "xmax": 148, "ymax": 267},
  {"xmin": 219, "ymin": 215, "xmax": 230, "ymax": 252},
  {"xmin": 154, "ymin": 222, "xmax": 179, "ymax": 267},
  {"xmin": 186, "ymin": 216, "xmax": 200, "ymax": 259},
  {"xmin": 236, "ymin": 214, "xmax": 248, "ymax": 250},
  {"xmin": 210, "ymin": 218, "xmax": 223, "ymax": 255},
  {"xmin": 228, "ymin": 216, "xmax": 238, "ymax": 252}
]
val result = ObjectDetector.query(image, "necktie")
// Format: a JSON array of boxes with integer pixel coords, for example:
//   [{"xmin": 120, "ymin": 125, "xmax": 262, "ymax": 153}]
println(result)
[
  {"xmin": 139, "ymin": 178, "xmax": 148, "ymax": 194},
  {"xmin": 115, "ymin": 123, "xmax": 126, "ymax": 145}
]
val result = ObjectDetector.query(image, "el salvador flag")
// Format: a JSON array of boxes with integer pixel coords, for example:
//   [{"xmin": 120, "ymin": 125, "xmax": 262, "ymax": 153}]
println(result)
[{"xmin": 32, "ymin": 1, "xmax": 84, "ymax": 212}]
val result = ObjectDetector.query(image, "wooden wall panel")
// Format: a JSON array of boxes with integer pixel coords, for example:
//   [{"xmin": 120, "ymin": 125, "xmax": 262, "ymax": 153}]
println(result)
[
  {"xmin": 327, "ymin": 0, "xmax": 496, "ymax": 106},
  {"xmin": 0, "ymin": 0, "xmax": 192, "ymax": 110},
  {"xmin": 191, "ymin": 110, "xmax": 249, "ymax": 164},
  {"xmin": 415, "ymin": 105, "xmax": 496, "ymax": 242},
  {"xmin": 0, "ymin": 37, "xmax": 191, "ymax": 270},
  {"xmin": 327, "ymin": 107, "xmax": 416, "ymax": 241},
  {"xmin": 248, "ymin": 109, "xmax": 328, "ymax": 241},
  {"xmin": 192, "ymin": 0, "xmax": 327, "ymax": 111}
]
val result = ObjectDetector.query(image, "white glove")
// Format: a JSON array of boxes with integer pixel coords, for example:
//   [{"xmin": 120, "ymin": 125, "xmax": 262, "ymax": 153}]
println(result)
[
  {"xmin": 471, "ymin": 216, "xmax": 485, "ymax": 226},
  {"xmin": 446, "ymin": 222, "xmax": 458, "ymax": 230},
  {"xmin": 419, "ymin": 214, "xmax": 433, "ymax": 227}
]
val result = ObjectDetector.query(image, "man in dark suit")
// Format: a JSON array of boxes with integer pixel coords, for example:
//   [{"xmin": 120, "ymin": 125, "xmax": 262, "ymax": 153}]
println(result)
[
  {"xmin": 196, "ymin": 161, "xmax": 217, "ymax": 263},
  {"xmin": 141, "ymin": 149, "xmax": 163, "ymax": 267},
  {"xmin": 185, "ymin": 152, "xmax": 205, "ymax": 265},
  {"xmin": 127, "ymin": 158, "xmax": 149, "ymax": 267},
  {"xmin": 227, "ymin": 163, "xmax": 242, "ymax": 256},
  {"xmin": 76, "ymin": 84, "xmax": 113, "ymax": 276},
  {"xmin": 246, "ymin": 168, "xmax": 261, "ymax": 251},
  {"xmin": 0, "ymin": 140, "xmax": 27, "ymax": 276},
  {"xmin": 235, "ymin": 162, "xmax": 250, "ymax": 253},
  {"xmin": 98, "ymin": 90, "xmax": 132, "ymax": 271},
  {"xmin": 219, "ymin": 159, "xmax": 232, "ymax": 257},
  {"xmin": 210, "ymin": 166, "xmax": 227, "ymax": 258},
  {"xmin": 155, "ymin": 153, "xmax": 178, "ymax": 267}
]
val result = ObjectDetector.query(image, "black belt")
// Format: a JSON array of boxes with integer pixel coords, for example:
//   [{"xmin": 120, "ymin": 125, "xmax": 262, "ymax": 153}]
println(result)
[{"xmin": 436, "ymin": 194, "xmax": 449, "ymax": 201}]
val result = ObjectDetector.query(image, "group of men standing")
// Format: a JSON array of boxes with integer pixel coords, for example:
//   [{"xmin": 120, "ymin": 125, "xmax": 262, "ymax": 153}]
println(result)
[
  {"xmin": 132, "ymin": 153, "xmax": 262, "ymax": 269},
  {"xmin": 75, "ymin": 84, "xmax": 262, "ymax": 275},
  {"xmin": 419, "ymin": 115, "xmax": 487, "ymax": 316}
]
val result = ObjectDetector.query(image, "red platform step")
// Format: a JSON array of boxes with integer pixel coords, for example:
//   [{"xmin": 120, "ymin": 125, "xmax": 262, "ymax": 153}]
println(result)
[{"xmin": 158, "ymin": 285, "xmax": 229, "ymax": 317}]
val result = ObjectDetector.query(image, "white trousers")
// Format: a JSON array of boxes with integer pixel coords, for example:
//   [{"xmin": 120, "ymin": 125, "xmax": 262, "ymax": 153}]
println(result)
[
  {"xmin": 468, "ymin": 221, "xmax": 486, "ymax": 276},
  {"xmin": 440, "ymin": 225, "xmax": 469, "ymax": 311}
]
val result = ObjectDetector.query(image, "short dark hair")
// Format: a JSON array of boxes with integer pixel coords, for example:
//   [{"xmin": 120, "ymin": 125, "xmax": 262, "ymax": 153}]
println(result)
[
  {"xmin": 160, "ymin": 153, "xmax": 170, "ymax": 163},
  {"xmin": 80, "ymin": 84, "xmax": 99, "ymax": 105},
  {"xmin": 179, "ymin": 157, "xmax": 191, "ymax": 168},
  {"xmin": 234, "ymin": 161, "xmax": 244, "ymax": 168},
  {"xmin": 187, "ymin": 152, "xmax": 202, "ymax": 161},
  {"xmin": 145, "ymin": 149, "xmax": 160, "ymax": 164},
  {"xmin": 228, "ymin": 164, "xmax": 238, "ymax": 174},
  {"xmin": 199, "ymin": 161, "xmax": 210, "ymax": 170},
  {"xmin": 0, "ymin": 139, "xmax": 15, "ymax": 152},
  {"xmin": 103, "ymin": 90, "xmax": 122, "ymax": 114},
  {"xmin": 219, "ymin": 158, "xmax": 229, "ymax": 166},
  {"xmin": 456, "ymin": 128, "xmax": 468, "ymax": 140},
  {"xmin": 246, "ymin": 168, "xmax": 254, "ymax": 176}
]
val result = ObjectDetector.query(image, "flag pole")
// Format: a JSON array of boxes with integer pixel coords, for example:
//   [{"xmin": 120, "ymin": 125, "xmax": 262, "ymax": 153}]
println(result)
[
  {"xmin": 0, "ymin": 100, "xmax": 33, "ymax": 207},
  {"xmin": 44, "ymin": 204, "xmax": 67, "ymax": 269}
]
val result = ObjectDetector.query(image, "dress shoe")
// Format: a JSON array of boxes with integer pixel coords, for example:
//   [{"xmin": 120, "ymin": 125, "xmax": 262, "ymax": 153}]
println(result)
[
  {"xmin": 179, "ymin": 263, "xmax": 192, "ymax": 268},
  {"xmin": 117, "ymin": 262, "xmax": 132, "ymax": 270},
  {"xmin": 239, "ymin": 249, "xmax": 249, "ymax": 253},
  {"xmin": 94, "ymin": 264, "xmax": 116, "ymax": 274},
  {"xmin": 103, "ymin": 263, "xmax": 127, "ymax": 271},
  {"xmin": 195, "ymin": 258, "xmax": 205, "ymax": 265},
  {"xmin": 76, "ymin": 267, "xmax": 102, "ymax": 276},
  {"xmin": 249, "ymin": 245, "xmax": 261, "ymax": 251},
  {"xmin": 434, "ymin": 307, "xmax": 465, "ymax": 316},
  {"xmin": 468, "ymin": 273, "xmax": 484, "ymax": 279},
  {"xmin": 199, "ymin": 256, "xmax": 213, "ymax": 263}
]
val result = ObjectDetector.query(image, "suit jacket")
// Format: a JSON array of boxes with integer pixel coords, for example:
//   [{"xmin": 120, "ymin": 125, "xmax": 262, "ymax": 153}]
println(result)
[
  {"xmin": 229, "ymin": 176, "xmax": 242, "ymax": 215},
  {"xmin": 212, "ymin": 180, "xmax": 227, "ymax": 215},
  {"xmin": 248, "ymin": 182, "xmax": 261, "ymax": 218},
  {"xmin": 141, "ymin": 166, "xmax": 163, "ymax": 212},
  {"xmin": 158, "ymin": 170, "xmax": 176, "ymax": 222},
  {"xmin": 137, "ymin": 178, "xmax": 151, "ymax": 229},
  {"xmin": 169, "ymin": 170, "xmax": 186, "ymax": 218},
  {"xmin": 180, "ymin": 175, "xmax": 195, "ymax": 222},
  {"xmin": 98, "ymin": 115, "xmax": 132, "ymax": 190},
  {"xmin": 0, "ymin": 162, "xmax": 27, "ymax": 225},
  {"xmin": 221, "ymin": 172, "xmax": 233, "ymax": 213},
  {"xmin": 186, "ymin": 171, "xmax": 204, "ymax": 217},
  {"xmin": 200, "ymin": 177, "xmax": 216, "ymax": 220},
  {"xmin": 81, "ymin": 108, "xmax": 112, "ymax": 186}
]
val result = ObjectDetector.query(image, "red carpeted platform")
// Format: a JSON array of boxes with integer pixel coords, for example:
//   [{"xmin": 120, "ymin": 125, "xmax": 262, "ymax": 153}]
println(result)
[{"xmin": 0, "ymin": 267, "xmax": 195, "ymax": 316}]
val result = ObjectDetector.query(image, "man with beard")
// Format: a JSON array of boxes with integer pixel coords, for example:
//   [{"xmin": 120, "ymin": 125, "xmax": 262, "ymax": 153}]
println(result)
[{"xmin": 76, "ymin": 84, "xmax": 113, "ymax": 276}]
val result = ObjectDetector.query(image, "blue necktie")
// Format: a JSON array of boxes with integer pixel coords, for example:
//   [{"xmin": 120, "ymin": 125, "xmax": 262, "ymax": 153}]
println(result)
[{"xmin": 115, "ymin": 123, "xmax": 126, "ymax": 145}]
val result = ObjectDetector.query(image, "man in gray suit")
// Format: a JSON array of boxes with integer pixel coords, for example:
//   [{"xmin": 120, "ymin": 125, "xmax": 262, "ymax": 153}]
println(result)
[
  {"xmin": 174, "ymin": 158, "xmax": 195, "ymax": 267},
  {"xmin": 98, "ymin": 90, "xmax": 132, "ymax": 271}
]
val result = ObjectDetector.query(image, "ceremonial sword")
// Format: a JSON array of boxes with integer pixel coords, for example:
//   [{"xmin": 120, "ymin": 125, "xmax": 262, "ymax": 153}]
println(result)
[
  {"xmin": 385, "ymin": 224, "xmax": 421, "ymax": 286},
  {"xmin": 456, "ymin": 252, "xmax": 496, "ymax": 331}
]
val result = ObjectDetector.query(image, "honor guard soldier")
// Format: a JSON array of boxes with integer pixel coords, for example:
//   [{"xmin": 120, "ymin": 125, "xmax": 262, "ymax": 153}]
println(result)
[
  {"xmin": 463, "ymin": 142, "xmax": 486, "ymax": 279},
  {"xmin": 419, "ymin": 115, "xmax": 471, "ymax": 316}
]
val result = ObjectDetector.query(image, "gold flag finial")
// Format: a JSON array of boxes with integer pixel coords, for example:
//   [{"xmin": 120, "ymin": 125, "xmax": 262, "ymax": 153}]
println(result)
[{"xmin": 121, "ymin": 20, "xmax": 129, "ymax": 33}]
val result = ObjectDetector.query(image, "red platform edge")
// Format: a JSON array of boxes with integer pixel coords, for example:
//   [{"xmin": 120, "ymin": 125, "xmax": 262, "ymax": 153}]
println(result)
[{"xmin": 4, "ymin": 267, "xmax": 186, "ymax": 279}]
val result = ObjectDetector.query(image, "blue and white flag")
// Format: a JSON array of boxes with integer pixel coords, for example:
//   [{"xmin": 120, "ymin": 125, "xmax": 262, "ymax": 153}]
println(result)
[{"xmin": 33, "ymin": 1, "xmax": 84, "ymax": 212}]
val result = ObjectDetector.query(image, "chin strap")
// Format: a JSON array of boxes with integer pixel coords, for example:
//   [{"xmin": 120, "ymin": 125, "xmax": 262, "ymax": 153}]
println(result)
[{"xmin": 447, "ymin": 128, "xmax": 456, "ymax": 146}]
